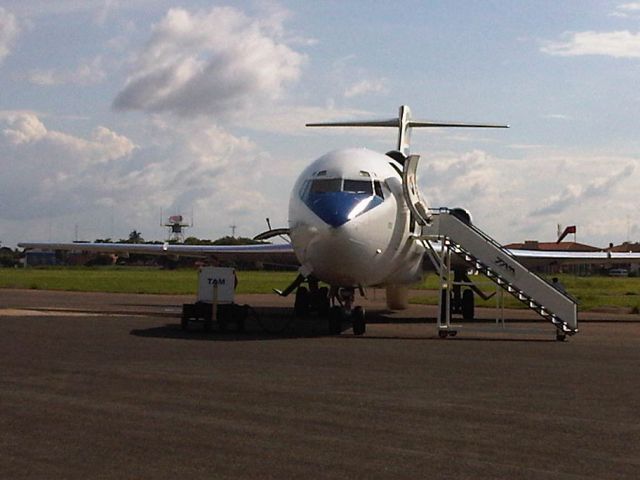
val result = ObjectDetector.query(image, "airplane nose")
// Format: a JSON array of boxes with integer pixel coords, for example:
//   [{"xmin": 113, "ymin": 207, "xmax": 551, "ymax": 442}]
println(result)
[{"xmin": 306, "ymin": 192, "xmax": 371, "ymax": 227}]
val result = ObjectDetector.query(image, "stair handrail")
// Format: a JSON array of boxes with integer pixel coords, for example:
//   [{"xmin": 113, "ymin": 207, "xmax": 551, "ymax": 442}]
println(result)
[{"xmin": 431, "ymin": 209, "xmax": 577, "ymax": 304}]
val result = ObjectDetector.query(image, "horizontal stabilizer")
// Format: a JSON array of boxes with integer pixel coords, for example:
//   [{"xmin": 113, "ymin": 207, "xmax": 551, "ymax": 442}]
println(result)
[
  {"xmin": 306, "ymin": 119, "xmax": 509, "ymax": 129},
  {"xmin": 306, "ymin": 119, "xmax": 399, "ymax": 128},
  {"xmin": 306, "ymin": 105, "xmax": 508, "ymax": 155}
]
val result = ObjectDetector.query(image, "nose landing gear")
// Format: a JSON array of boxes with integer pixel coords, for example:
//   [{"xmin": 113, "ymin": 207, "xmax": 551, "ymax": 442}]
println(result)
[
  {"xmin": 287, "ymin": 277, "xmax": 367, "ymax": 336},
  {"xmin": 329, "ymin": 287, "xmax": 367, "ymax": 336},
  {"xmin": 293, "ymin": 282, "xmax": 330, "ymax": 318}
]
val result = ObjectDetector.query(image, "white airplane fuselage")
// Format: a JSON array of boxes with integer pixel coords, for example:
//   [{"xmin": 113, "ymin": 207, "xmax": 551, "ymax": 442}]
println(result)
[{"xmin": 288, "ymin": 148, "xmax": 425, "ymax": 288}]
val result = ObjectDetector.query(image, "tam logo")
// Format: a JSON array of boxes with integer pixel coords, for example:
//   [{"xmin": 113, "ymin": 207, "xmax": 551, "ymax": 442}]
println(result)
[{"xmin": 207, "ymin": 278, "xmax": 226, "ymax": 285}]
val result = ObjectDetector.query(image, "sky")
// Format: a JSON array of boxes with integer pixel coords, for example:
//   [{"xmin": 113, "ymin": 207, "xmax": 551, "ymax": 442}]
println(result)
[{"xmin": 1, "ymin": 0, "xmax": 640, "ymax": 248}]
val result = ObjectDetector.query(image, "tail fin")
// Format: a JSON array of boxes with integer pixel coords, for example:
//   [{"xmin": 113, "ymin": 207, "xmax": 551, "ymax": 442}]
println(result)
[{"xmin": 306, "ymin": 105, "xmax": 509, "ymax": 155}]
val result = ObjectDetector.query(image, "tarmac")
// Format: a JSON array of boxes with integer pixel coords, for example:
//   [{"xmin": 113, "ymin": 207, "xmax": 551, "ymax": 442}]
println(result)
[{"xmin": 1, "ymin": 288, "xmax": 639, "ymax": 479}]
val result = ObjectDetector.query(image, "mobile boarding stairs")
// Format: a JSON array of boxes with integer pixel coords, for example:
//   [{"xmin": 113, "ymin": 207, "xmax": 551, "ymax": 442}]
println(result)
[{"xmin": 402, "ymin": 155, "xmax": 578, "ymax": 341}]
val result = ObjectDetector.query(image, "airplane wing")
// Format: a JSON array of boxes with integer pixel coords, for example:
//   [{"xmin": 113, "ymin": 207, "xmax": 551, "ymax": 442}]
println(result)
[
  {"xmin": 20, "ymin": 240, "xmax": 640, "ymax": 272},
  {"xmin": 18, "ymin": 241, "xmax": 297, "ymax": 265},
  {"xmin": 506, "ymin": 248, "xmax": 640, "ymax": 268},
  {"xmin": 423, "ymin": 238, "xmax": 640, "ymax": 270}
]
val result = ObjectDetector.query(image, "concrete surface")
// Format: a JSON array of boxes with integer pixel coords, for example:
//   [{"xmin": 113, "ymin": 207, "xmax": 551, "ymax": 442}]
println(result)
[{"xmin": 1, "ymin": 289, "xmax": 639, "ymax": 479}]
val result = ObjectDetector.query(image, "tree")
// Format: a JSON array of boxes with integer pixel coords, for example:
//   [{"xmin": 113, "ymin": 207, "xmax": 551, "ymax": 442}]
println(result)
[
  {"xmin": 213, "ymin": 235, "xmax": 265, "ymax": 246},
  {"xmin": 127, "ymin": 230, "xmax": 144, "ymax": 244},
  {"xmin": 0, "ymin": 247, "xmax": 19, "ymax": 267}
]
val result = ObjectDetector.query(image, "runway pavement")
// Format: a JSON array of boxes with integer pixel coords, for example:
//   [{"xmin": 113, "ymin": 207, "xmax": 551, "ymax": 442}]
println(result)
[{"xmin": 1, "ymin": 289, "xmax": 639, "ymax": 479}]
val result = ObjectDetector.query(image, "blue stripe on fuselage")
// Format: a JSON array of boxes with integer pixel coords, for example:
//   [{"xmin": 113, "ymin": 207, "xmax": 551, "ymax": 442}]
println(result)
[{"xmin": 305, "ymin": 192, "xmax": 383, "ymax": 227}]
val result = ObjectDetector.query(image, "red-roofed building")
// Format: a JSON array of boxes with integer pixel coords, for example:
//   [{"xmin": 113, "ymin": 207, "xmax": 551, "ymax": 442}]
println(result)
[
  {"xmin": 504, "ymin": 240, "xmax": 601, "ymax": 253},
  {"xmin": 606, "ymin": 241, "xmax": 640, "ymax": 253},
  {"xmin": 504, "ymin": 240, "xmax": 603, "ymax": 274}
]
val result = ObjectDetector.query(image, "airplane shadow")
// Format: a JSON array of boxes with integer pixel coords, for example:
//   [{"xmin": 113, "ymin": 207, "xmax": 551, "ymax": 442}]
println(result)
[
  {"xmin": 129, "ymin": 324, "xmax": 556, "ymax": 343},
  {"xmin": 333, "ymin": 335, "xmax": 556, "ymax": 343},
  {"xmin": 129, "ymin": 306, "xmax": 556, "ymax": 343}
]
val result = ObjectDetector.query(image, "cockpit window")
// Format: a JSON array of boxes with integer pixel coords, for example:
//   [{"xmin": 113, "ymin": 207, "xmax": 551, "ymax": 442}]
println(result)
[
  {"xmin": 301, "ymin": 177, "xmax": 386, "ymax": 202},
  {"xmin": 343, "ymin": 179, "xmax": 373, "ymax": 194},
  {"xmin": 310, "ymin": 178, "xmax": 342, "ymax": 193},
  {"xmin": 374, "ymin": 180, "xmax": 384, "ymax": 198}
]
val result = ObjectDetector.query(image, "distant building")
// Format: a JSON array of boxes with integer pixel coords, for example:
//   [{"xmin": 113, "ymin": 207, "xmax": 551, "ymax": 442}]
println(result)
[
  {"xmin": 24, "ymin": 250, "xmax": 59, "ymax": 267},
  {"xmin": 504, "ymin": 240, "xmax": 603, "ymax": 275},
  {"xmin": 505, "ymin": 240, "xmax": 601, "ymax": 253},
  {"xmin": 605, "ymin": 242, "xmax": 640, "ymax": 274},
  {"xmin": 607, "ymin": 241, "xmax": 640, "ymax": 253}
]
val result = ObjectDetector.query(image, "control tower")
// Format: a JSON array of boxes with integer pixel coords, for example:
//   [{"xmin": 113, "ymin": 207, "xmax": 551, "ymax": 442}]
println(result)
[{"xmin": 164, "ymin": 215, "xmax": 191, "ymax": 243}]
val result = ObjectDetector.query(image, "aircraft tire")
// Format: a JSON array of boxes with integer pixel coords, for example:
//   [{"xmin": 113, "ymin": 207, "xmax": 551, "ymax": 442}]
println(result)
[
  {"xmin": 317, "ymin": 287, "xmax": 330, "ymax": 316},
  {"xmin": 294, "ymin": 286, "xmax": 310, "ymax": 317},
  {"xmin": 329, "ymin": 306, "xmax": 342, "ymax": 335},
  {"xmin": 352, "ymin": 306, "xmax": 366, "ymax": 335},
  {"xmin": 204, "ymin": 318, "xmax": 213, "ymax": 332},
  {"xmin": 462, "ymin": 289, "xmax": 474, "ymax": 321}
]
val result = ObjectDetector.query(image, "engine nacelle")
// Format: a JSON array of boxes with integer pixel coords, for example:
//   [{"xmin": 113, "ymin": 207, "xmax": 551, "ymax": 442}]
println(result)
[
  {"xmin": 450, "ymin": 207, "xmax": 473, "ymax": 225},
  {"xmin": 386, "ymin": 284, "xmax": 409, "ymax": 310}
]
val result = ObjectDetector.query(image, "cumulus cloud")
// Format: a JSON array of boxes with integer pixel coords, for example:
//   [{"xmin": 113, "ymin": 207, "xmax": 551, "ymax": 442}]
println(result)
[
  {"xmin": 0, "ymin": 112, "xmax": 135, "ymax": 162},
  {"xmin": 531, "ymin": 164, "xmax": 635, "ymax": 216},
  {"xmin": 344, "ymin": 79, "xmax": 388, "ymax": 98},
  {"xmin": 413, "ymin": 147, "xmax": 640, "ymax": 245},
  {"xmin": 0, "ymin": 112, "xmax": 136, "ymax": 220},
  {"xmin": 421, "ymin": 150, "xmax": 503, "ymax": 210},
  {"xmin": 541, "ymin": 30, "xmax": 640, "ymax": 58},
  {"xmin": 610, "ymin": 3, "xmax": 640, "ymax": 18},
  {"xmin": 246, "ymin": 105, "xmax": 371, "ymax": 135},
  {"xmin": 112, "ymin": 6, "xmax": 306, "ymax": 117},
  {"xmin": 2, "ymin": 112, "xmax": 47, "ymax": 144},
  {"xmin": 618, "ymin": 1, "xmax": 640, "ymax": 10},
  {"xmin": 130, "ymin": 118, "xmax": 286, "ymax": 233},
  {"xmin": 0, "ymin": 112, "xmax": 290, "ymax": 244},
  {"xmin": 95, "ymin": 0, "xmax": 121, "ymax": 26},
  {"xmin": 0, "ymin": 7, "xmax": 20, "ymax": 65},
  {"xmin": 27, "ymin": 57, "xmax": 106, "ymax": 86},
  {"xmin": 543, "ymin": 113, "xmax": 572, "ymax": 120}
]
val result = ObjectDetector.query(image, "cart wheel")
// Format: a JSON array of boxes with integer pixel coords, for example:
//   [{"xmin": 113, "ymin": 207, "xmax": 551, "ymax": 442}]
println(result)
[{"xmin": 204, "ymin": 318, "xmax": 213, "ymax": 332}]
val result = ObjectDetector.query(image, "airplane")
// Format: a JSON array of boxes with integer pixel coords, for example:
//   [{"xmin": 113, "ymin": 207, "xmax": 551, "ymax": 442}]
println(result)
[{"xmin": 20, "ymin": 106, "xmax": 640, "ymax": 339}]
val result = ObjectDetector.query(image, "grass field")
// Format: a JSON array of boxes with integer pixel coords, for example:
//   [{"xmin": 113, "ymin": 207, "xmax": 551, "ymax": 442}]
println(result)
[
  {"xmin": 1, "ymin": 267, "xmax": 639, "ymax": 312},
  {"xmin": 411, "ymin": 273, "xmax": 640, "ymax": 312},
  {"xmin": 0, "ymin": 267, "xmax": 298, "ymax": 295}
]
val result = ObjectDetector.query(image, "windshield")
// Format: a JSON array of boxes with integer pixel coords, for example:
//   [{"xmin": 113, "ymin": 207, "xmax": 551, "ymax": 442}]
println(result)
[
  {"xmin": 310, "ymin": 178, "xmax": 342, "ymax": 193},
  {"xmin": 343, "ymin": 179, "xmax": 373, "ymax": 194},
  {"xmin": 301, "ymin": 177, "xmax": 381, "ymax": 201}
]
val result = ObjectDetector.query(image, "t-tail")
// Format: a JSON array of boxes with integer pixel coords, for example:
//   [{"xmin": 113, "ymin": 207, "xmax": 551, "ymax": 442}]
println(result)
[{"xmin": 306, "ymin": 105, "xmax": 509, "ymax": 156}]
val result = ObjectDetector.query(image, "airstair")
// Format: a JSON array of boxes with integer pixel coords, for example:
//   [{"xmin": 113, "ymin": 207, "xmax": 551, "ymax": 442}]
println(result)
[{"xmin": 402, "ymin": 155, "xmax": 578, "ymax": 339}]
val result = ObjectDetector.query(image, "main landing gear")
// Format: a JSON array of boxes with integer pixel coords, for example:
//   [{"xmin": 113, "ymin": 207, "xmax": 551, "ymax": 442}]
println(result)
[
  {"xmin": 291, "ymin": 281, "xmax": 366, "ymax": 336},
  {"xmin": 293, "ymin": 284, "xmax": 330, "ymax": 318}
]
